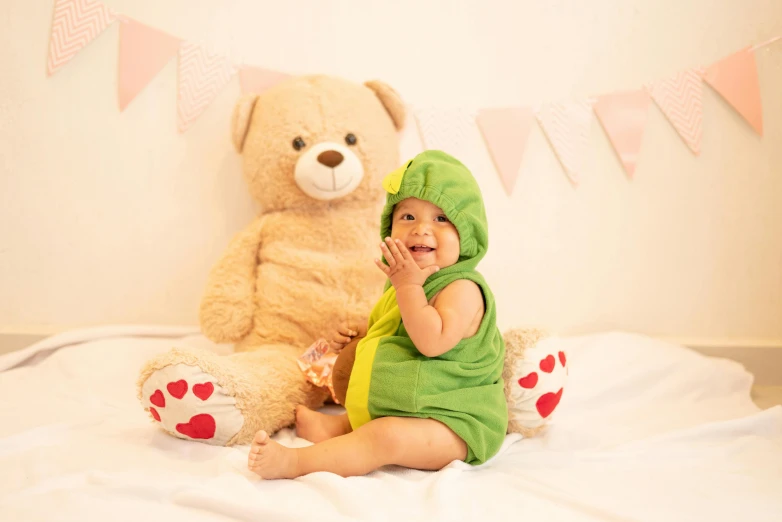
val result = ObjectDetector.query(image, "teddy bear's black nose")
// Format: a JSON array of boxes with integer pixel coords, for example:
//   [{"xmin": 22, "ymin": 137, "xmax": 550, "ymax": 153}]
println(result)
[{"xmin": 317, "ymin": 150, "xmax": 344, "ymax": 168}]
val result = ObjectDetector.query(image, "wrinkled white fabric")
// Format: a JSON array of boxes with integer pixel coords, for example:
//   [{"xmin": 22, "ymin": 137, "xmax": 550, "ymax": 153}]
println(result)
[{"xmin": 1, "ymin": 328, "xmax": 779, "ymax": 522}]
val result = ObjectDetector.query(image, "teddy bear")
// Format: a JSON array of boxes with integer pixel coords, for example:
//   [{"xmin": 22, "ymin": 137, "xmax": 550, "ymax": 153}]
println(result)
[
  {"xmin": 137, "ymin": 75, "xmax": 407, "ymax": 445},
  {"xmin": 137, "ymin": 74, "xmax": 568, "ymax": 447}
]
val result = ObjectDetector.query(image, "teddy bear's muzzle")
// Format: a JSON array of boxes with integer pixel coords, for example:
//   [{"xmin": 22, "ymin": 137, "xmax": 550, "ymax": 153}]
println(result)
[{"xmin": 294, "ymin": 141, "xmax": 365, "ymax": 201}]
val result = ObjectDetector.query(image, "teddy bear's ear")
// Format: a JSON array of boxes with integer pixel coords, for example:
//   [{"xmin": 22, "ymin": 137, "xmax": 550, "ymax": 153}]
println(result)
[
  {"xmin": 231, "ymin": 93, "xmax": 260, "ymax": 153},
  {"xmin": 364, "ymin": 80, "xmax": 406, "ymax": 131}
]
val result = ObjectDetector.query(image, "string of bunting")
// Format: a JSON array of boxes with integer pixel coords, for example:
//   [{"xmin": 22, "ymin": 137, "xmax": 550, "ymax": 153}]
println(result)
[
  {"xmin": 46, "ymin": 0, "xmax": 780, "ymax": 190},
  {"xmin": 416, "ymin": 35, "xmax": 779, "ymax": 193},
  {"xmin": 47, "ymin": 0, "xmax": 291, "ymax": 132}
]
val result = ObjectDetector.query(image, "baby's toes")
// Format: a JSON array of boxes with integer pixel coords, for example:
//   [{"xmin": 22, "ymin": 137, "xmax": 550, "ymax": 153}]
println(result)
[
  {"xmin": 249, "ymin": 430, "xmax": 270, "ymax": 462},
  {"xmin": 248, "ymin": 450, "xmax": 263, "ymax": 468},
  {"xmin": 252, "ymin": 430, "xmax": 269, "ymax": 447}
]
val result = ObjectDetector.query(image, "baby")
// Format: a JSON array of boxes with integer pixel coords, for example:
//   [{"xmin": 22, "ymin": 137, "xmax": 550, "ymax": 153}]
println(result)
[{"xmin": 248, "ymin": 150, "xmax": 508, "ymax": 479}]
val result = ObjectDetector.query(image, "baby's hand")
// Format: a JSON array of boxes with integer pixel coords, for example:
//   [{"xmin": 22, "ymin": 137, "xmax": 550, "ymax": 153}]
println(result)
[
  {"xmin": 374, "ymin": 237, "xmax": 439, "ymax": 289},
  {"xmin": 328, "ymin": 321, "xmax": 361, "ymax": 353}
]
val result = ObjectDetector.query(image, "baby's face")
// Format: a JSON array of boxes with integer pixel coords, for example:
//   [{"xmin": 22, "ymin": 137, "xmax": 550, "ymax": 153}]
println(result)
[{"xmin": 390, "ymin": 198, "xmax": 460, "ymax": 271}]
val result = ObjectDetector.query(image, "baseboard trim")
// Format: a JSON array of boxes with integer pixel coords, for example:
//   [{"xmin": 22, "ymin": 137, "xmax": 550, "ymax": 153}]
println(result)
[
  {"xmin": 657, "ymin": 336, "xmax": 782, "ymax": 349},
  {"xmin": 687, "ymin": 345, "xmax": 782, "ymax": 386},
  {"xmin": 0, "ymin": 334, "xmax": 47, "ymax": 356}
]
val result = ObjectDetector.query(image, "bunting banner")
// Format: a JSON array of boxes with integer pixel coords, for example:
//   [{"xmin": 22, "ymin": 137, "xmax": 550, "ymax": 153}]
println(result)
[
  {"xmin": 535, "ymin": 100, "xmax": 594, "ymax": 186},
  {"xmin": 646, "ymin": 69, "xmax": 705, "ymax": 155},
  {"xmin": 593, "ymin": 90, "xmax": 651, "ymax": 178},
  {"xmin": 44, "ymin": 0, "xmax": 780, "ymax": 191},
  {"xmin": 177, "ymin": 43, "xmax": 237, "ymax": 132},
  {"xmin": 476, "ymin": 107, "xmax": 534, "ymax": 195},
  {"xmin": 413, "ymin": 107, "xmax": 480, "ymax": 168},
  {"xmin": 47, "ymin": 0, "xmax": 115, "ymax": 76},
  {"xmin": 701, "ymin": 47, "xmax": 763, "ymax": 135},
  {"xmin": 239, "ymin": 66, "xmax": 291, "ymax": 94},
  {"xmin": 118, "ymin": 19, "xmax": 181, "ymax": 111}
]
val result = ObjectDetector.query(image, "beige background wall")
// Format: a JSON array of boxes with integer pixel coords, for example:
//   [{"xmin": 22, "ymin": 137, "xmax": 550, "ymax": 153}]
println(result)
[{"xmin": 1, "ymin": 0, "xmax": 781, "ymax": 345}]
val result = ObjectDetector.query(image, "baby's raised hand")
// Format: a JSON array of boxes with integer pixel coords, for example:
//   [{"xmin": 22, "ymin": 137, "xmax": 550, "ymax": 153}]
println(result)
[{"xmin": 374, "ymin": 237, "xmax": 439, "ymax": 289}]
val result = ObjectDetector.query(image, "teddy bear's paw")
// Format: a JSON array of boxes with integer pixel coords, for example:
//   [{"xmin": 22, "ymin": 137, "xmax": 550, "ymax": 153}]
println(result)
[
  {"xmin": 505, "ymin": 337, "xmax": 568, "ymax": 435},
  {"xmin": 140, "ymin": 363, "xmax": 244, "ymax": 445}
]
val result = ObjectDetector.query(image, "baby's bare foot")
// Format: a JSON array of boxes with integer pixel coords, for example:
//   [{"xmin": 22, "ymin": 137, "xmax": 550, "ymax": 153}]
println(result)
[
  {"xmin": 295, "ymin": 405, "xmax": 350, "ymax": 443},
  {"xmin": 247, "ymin": 430, "xmax": 299, "ymax": 479}
]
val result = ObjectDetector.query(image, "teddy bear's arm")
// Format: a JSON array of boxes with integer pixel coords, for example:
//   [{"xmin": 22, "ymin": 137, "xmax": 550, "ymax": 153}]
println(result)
[{"xmin": 198, "ymin": 216, "xmax": 266, "ymax": 343}]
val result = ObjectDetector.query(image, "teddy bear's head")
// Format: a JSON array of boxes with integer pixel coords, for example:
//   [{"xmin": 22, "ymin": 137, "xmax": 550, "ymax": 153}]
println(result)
[{"xmin": 231, "ymin": 75, "xmax": 406, "ymax": 212}]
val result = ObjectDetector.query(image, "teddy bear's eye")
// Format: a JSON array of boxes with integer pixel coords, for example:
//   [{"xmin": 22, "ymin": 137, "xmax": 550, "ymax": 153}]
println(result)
[
  {"xmin": 345, "ymin": 133, "xmax": 357, "ymax": 146},
  {"xmin": 292, "ymin": 137, "xmax": 306, "ymax": 151}
]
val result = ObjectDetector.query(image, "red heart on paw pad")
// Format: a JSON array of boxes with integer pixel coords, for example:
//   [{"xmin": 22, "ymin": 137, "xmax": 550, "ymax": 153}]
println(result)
[
  {"xmin": 167, "ymin": 380, "xmax": 188, "ymax": 399},
  {"xmin": 193, "ymin": 382, "xmax": 214, "ymax": 401},
  {"xmin": 518, "ymin": 372, "xmax": 538, "ymax": 389},
  {"xmin": 536, "ymin": 388, "xmax": 563, "ymax": 418},
  {"xmin": 150, "ymin": 407, "xmax": 161, "ymax": 421},
  {"xmin": 558, "ymin": 351, "xmax": 567, "ymax": 367},
  {"xmin": 150, "ymin": 390, "xmax": 165, "ymax": 408},
  {"xmin": 176, "ymin": 414, "xmax": 216, "ymax": 439},
  {"xmin": 539, "ymin": 355, "xmax": 555, "ymax": 373}
]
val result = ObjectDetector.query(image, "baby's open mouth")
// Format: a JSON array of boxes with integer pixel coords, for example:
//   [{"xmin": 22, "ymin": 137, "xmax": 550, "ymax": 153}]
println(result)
[{"xmin": 409, "ymin": 245, "xmax": 434, "ymax": 253}]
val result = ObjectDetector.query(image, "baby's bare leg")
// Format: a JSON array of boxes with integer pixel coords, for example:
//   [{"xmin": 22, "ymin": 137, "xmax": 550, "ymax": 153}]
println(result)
[
  {"xmin": 295, "ymin": 406, "xmax": 352, "ymax": 443},
  {"xmin": 249, "ymin": 416, "xmax": 467, "ymax": 479}
]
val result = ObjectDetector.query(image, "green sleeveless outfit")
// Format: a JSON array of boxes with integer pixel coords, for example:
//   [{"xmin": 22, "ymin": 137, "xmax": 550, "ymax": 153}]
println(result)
[{"xmin": 345, "ymin": 150, "xmax": 508, "ymax": 466}]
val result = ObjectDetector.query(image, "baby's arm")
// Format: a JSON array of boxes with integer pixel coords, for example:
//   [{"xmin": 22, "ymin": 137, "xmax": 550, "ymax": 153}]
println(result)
[
  {"xmin": 375, "ymin": 237, "xmax": 483, "ymax": 357},
  {"xmin": 396, "ymin": 279, "xmax": 482, "ymax": 357}
]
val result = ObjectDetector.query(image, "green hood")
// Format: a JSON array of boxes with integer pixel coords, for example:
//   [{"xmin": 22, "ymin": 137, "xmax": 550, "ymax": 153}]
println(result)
[{"xmin": 380, "ymin": 150, "xmax": 489, "ymax": 274}]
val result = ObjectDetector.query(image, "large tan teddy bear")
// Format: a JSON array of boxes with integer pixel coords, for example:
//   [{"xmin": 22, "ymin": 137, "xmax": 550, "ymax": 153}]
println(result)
[
  {"xmin": 137, "ymin": 75, "xmax": 403, "ymax": 445},
  {"xmin": 137, "ymin": 75, "xmax": 568, "ymax": 447}
]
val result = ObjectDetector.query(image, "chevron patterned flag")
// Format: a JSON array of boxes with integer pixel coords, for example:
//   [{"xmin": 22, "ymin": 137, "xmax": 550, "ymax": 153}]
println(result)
[
  {"xmin": 413, "ymin": 107, "xmax": 481, "ymax": 171},
  {"xmin": 47, "ymin": 0, "xmax": 115, "ymax": 76},
  {"xmin": 535, "ymin": 100, "xmax": 594, "ymax": 186},
  {"xmin": 177, "ymin": 43, "xmax": 237, "ymax": 132},
  {"xmin": 646, "ymin": 69, "xmax": 705, "ymax": 155}
]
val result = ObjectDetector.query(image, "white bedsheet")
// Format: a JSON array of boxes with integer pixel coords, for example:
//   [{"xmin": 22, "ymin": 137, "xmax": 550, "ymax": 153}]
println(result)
[{"xmin": 1, "ymin": 327, "xmax": 780, "ymax": 522}]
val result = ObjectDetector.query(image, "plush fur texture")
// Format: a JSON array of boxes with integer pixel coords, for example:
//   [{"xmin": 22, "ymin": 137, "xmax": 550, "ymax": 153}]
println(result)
[
  {"xmin": 503, "ymin": 328, "xmax": 551, "ymax": 437},
  {"xmin": 138, "ymin": 75, "xmax": 404, "ymax": 445}
]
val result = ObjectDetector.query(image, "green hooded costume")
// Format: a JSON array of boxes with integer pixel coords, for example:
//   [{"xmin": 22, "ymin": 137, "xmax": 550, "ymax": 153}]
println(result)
[{"xmin": 345, "ymin": 150, "xmax": 508, "ymax": 465}]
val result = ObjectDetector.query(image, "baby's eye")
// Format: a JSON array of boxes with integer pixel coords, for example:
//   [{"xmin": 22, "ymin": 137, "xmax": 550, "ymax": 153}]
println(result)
[
  {"xmin": 436, "ymin": 215, "xmax": 449, "ymax": 222},
  {"xmin": 401, "ymin": 214, "xmax": 414, "ymax": 221}
]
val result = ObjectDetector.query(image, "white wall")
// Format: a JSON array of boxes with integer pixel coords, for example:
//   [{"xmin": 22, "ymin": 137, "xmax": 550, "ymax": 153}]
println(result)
[{"xmin": 1, "ymin": 0, "xmax": 781, "ymax": 345}]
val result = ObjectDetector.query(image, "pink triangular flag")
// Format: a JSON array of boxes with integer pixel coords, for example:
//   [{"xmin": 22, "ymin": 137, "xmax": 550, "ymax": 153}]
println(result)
[
  {"xmin": 177, "ymin": 43, "xmax": 237, "ymax": 132},
  {"xmin": 239, "ymin": 66, "xmax": 291, "ymax": 94},
  {"xmin": 47, "ymin": 0, "xmax": 115, "ymax": 76},
  {"xmin": 593, "ymin": 90, "xmax": 651, "ymax": 178},
  {"xmin": 701, "ymin": 47, "xmax": 763, "ymax": 135},
  {"xmin": 535, "ymin": 101, "xmax": 594, "ymax": 186},
  {"xmin": 118, "ymin": 20, "xmax": 181, "ymax": 111},
  {"xmin": 646, "ymin": 69, "xmax": 704, "ymax": 155},
  {"xmin": 476, "ymin": 107, "xmax": 534, "ymax": 195}
]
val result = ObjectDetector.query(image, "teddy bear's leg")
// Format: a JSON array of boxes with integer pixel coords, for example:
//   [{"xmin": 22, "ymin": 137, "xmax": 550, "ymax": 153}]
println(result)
[
  {"xmin": 331, "ymin": 336, "xmax": 362, "ymax": 405},
  {"xmin": 502, "ymin": 328, "xmax": 568, "ymax": 437},
  {"xmin": 137, "ymin": 345, "xmax": 330, "ymax": 446}
]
